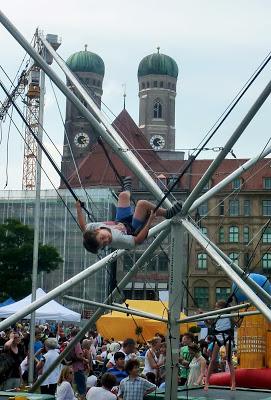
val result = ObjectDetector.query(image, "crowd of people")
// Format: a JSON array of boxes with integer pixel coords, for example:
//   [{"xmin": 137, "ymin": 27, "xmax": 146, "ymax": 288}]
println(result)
[{"xmin": 0, "ymin": 316, "xmax": 237, "ymax": 399}]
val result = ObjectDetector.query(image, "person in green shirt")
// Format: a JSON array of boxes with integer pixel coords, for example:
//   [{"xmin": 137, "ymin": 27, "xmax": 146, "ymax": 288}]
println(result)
[{"xmin": 179, "ymin": 333, "xmax": 195, "ymax": 385}]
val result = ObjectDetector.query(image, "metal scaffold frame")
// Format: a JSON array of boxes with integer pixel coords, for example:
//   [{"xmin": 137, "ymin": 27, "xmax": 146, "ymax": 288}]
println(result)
[{"xmin": 1, "ymin": 9, "xmax": 271, "ymax": 399}]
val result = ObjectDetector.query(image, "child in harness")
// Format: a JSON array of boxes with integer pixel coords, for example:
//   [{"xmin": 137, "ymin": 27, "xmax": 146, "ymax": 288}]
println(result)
[{"xmin": 204, "ymin": 300, "xmax": 236, "ymax": 391}]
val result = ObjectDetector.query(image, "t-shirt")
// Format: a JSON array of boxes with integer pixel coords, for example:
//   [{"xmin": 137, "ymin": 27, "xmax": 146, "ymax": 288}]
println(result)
[
  {"xmin": 215, "ymin": 317, "xmax": 231, "ymax": 332},
  {"xmin": 56, "ymin": 381, "xmax": 76, "ymax": 400},
  {"xmin": 118, "ymin": 376, "xmax": 156, "ymax": 400},
  {"xmin": 86, "ymin": 386, "xmax": 116, "ymax": 400},
  {"xmin": 86, "ymin": 222, "xmax": 135, "ymax": 250},
  {"xmin": 107, "ymin": 366, "xmax": 128, "ymax": 384},
  {"xmin": 179, "ymin": 345, "xmax": 192, "ymax": 379},
  {"xmin": 40, "ymin": 349, "xmax": 61, "ymax": 386},
  {"xmin": 72, "ymin": 342, "xmax": 84, "ymax": 372}
]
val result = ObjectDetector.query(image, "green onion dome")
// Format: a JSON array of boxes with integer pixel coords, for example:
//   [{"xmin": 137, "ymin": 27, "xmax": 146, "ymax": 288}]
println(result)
[
  {"xmin": 66, "ymin": 47, "xmax": 105, "ymax": 77},
  {"xmin": 138, "ymin": 49, "xmax": 178, "ymax": 79}
]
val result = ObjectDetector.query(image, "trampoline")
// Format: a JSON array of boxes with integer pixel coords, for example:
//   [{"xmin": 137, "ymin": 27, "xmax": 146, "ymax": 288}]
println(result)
[
  {"xmin": 146, "ymin": 386, "xmax": 271, "ymax": 399},
  {"xmin": 0, "ymin": 392, "xmax": 54, "ymax": 400}
]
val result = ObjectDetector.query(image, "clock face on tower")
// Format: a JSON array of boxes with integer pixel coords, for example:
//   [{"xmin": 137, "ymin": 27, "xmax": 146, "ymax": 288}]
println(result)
[
  {"xmin": 150, "ymin": 134, "xmax": 166, "ymax": 150},
  {"xmin": 74, "ymin": 132, "xmax": 90, "ymax": 148}
]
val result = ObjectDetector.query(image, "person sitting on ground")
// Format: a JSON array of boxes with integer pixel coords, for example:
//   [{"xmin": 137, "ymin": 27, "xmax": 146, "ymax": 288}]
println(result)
[
  {"xmin": 118, "ymin": 359, "xmax": 156, "ymax": 400},
  {"xmin": 107, "ymin": 351, "xmax": 128, "ymax": 384},
  {"xmin": 55, "ymin": 366, "xmax": 76, "ymax": 400},
  {"xmin": 86, "ymin": 372, "xmax": 117, "ymax": 400},
  {"xmin": 187, "ymin": 343, "xmax": 206, "ymax": 387},
  {"xmin": 76, "ymin": 177, "xmax": 182, "ymax": 253}
]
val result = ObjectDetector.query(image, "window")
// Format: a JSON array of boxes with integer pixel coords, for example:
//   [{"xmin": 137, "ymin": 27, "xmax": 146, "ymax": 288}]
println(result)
[
  {"xmin": 141, "ymin": 82, "xmax": 145, "ymax": 89},
  {"xmin": 92, "ymin": 79, "xmax": 96, "ymax": 86},
  {"xmin": 194, "ymin": 287, "xmax": 209, "ymax": 308},
  {"xmin": 244, "ymin": 200, "xmax": 251, "ymax": 216},
  {"xmin": 229, "ymin": 252, "xmax": 239, "ymax": 266},
  {"xmin": 263, "ymin": 200, "xmax": 271, "ymax": 216},
  {"xmin": 219, "ymin": 227, "xmax": 224, "ymax": 243},
  {"xmin": 197, "ymin": 253, "xmax": 207, "ymax": 269},
  {"xmin": 153, "ymin": 99, "xmax": 162, "ymax": 118},
  {"xmin": 153, "ymin": 81, "xmax": 157, "ymax": 87},
  {"xmin": 160, "ymin": 81, "xmax": 164, "ymax": 88},
  {"xmin": 172, "ymin": 83, "xmax": 176, "ymax": 90},
  {"xmin": 229, "ymin": 226, "xmax": 239, "ymax": 243},
  {"xmin": 263, "ymin": 178, "xmax": 271, "ymax": 189},
  {"xmin": 243, "ymin": 226, "xmax": 250, "ymax": 244},
  {"xmin": 158, "ymin": 254, "xmax": 168, "ymax": 272},
  {"xmin": 263, "ymin": 227, "xmax": 271, "ymax": 243},
  {"xmin": 147, "ymin": 82, "xmax": 150, "ymax": 88},
  {"xmin": 262, "ymin": 253, "xmax": 271, "ymax": 271},
  {"xmin": 219, "ymin": 200, "xmax": 224, "ymax": 216},
  {"xmin": 229, "ymin": 200, "xmax": 239, "ymax": 216},
  {"xmin": 200, "ymin": 227, "xmax": 208, "ymax": 237},
  {"xmin": 198, "ymin": 202, "xmax": 208, "ymax": 217},
  {"xmin": 216, "ymin": 287, "xmax": 231, "ymax": 302},
  {"xmin": 232, "ymin": 178, "xmax": 242, "ymax": 189},
  {"xmin": 167, "ymin": 82, "xmax": 171, "ymax": 89}
]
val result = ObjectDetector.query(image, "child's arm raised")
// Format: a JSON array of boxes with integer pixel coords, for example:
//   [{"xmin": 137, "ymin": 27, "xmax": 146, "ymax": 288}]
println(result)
[
  {"xmin": 134, "ymin": 211, "xmax": 156, "ymax": 245},
  {"xmin": 76, "ymin": 200, "xmax": 86, "ymax": 232}
]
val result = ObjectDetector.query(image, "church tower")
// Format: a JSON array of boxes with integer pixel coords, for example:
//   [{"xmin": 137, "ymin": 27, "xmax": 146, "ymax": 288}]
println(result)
[
  {"xmin": 61, "ymin": 46, "xmax": 105, "ymax": 179},
  {"xmin": 137, "ymin": 49, "xmax": 178, "ymax": 151}
]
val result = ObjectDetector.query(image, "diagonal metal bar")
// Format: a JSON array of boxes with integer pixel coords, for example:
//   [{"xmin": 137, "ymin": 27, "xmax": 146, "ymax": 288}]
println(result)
[
  {"xmin": 193, "ymin": 309, "xmax": 260, "ymax": 321},
  {"xmin": 183, "ymin": 219, "xmax": 271, "ymax": 322},
  {"xmin": 176, "ymin": 302, "xmax": 250, "ymax": 323},
  {"xmin": 0, "ymin": 219, "xmax": 170, "ymax": 331},
  {"xmin": 31, "ymin": 228, "xmax": 169, "ymax": 391},
  {"xmin": 63, "ymin": 296, "xmax": 168, "ymax": 322},
  {"xmin": 181, "ymin": 80, "xmax": 271, "ymax": 216},
  {"xmin": 188, "ymin": 144, "xmax": 271, "ymax": 213}
]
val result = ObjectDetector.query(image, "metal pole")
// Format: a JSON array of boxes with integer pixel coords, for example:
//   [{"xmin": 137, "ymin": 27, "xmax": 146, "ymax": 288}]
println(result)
[
  {"xmin": 191, "ymin": 309, "xmax": 260, "ymax": 322},
  {"xmin": 0, "ymin": 218, "xmax": 170, "ymax": 331},
  {"xmin": 189, "ymin": 144, "xmax": 271, "ymax": 213},
  {"xmin": 165, "ymin": 220, "xmax": 184, "ymax": 400},
  {"xmin": 181, "ymin": 82, "xmax": 271, "ymax": 216},
  {"xmin": 28, "ymin": 65, "xmax": 45, "ymax": 385},
  {"xmin": 63, "ymin": 296, "xmax": 168, "ymax": 322},
  {"xmin": 183, "ymin": 219, "xmax": 271, "ymax": 322},
  {"xmin": 176, "ymin": 302, "xmax": 250, "ymax": 323},
  {"xmin": 31, "ymin": 229, "xmax": 169, "ymax": 391},
  {"xmin": 195, "ymin": 224, "xmax": 271, "ymax": 305},
  {"xmin": 0, "ymin": 10, "xmax": 171, "ymax": 207}
]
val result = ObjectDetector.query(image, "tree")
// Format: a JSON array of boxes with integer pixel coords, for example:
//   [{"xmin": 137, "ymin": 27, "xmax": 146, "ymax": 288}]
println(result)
[{"xmin": 0, "ymin": 219, "xmax": 63, "ymax": 300}]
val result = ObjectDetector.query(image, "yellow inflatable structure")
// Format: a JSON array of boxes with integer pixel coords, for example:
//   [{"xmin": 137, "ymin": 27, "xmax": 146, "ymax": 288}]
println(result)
[{"xmin": 96, "ymin": 300, "xmax": 196, "ymax": 342}]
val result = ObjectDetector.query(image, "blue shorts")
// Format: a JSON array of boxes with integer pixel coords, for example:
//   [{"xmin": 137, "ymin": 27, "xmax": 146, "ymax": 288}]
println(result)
[{"xmin": 115, "ymin": 206, "xmax": 144, "ymax": 234}]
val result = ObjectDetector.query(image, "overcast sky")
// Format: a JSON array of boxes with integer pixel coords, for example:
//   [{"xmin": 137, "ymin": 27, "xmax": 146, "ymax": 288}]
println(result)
[{"xmin": 0, "ymin": 1, "xmax": 271, "ymax": 190}]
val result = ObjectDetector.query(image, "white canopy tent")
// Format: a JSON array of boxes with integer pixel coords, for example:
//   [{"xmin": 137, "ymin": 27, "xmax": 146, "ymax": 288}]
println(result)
[{"xmin": 0, "ymin": 288, "xmax": 81, "ymax": 322}]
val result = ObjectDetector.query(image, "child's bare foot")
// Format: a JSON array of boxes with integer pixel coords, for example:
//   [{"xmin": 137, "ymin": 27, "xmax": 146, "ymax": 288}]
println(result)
[
  {"xmin": 203, "ymin": 384, "xmax": 209, "ymax": 391},
  {"xmin": 231, "ymin": 385, "xmax": 236, "ymax": 391}
]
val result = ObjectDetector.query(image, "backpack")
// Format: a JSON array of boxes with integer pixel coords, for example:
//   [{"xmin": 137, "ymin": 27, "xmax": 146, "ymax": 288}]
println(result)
[{"xmin": 0, "ymin": 352, "xmax": 15, "ymax": 383}]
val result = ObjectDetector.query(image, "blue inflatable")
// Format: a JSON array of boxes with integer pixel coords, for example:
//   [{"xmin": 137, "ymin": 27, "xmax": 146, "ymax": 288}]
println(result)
[{"xmin": 232, "ymin": 273, "xmax": 271, "ymax": 303}]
